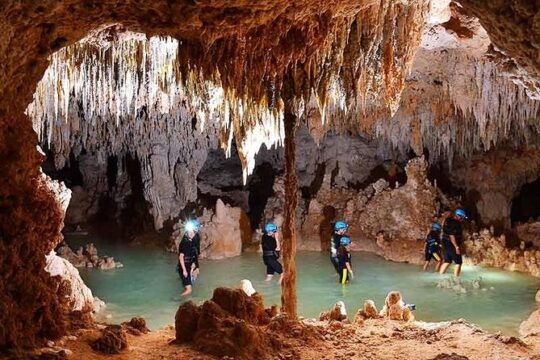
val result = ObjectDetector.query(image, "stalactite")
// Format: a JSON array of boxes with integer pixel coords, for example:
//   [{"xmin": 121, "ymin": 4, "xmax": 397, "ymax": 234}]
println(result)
[
  {"xmin": 27, "ymin": 0, "xmax": 431, "ymax": 180},
  {"xmin": 374, "ymin": 52, "xmax": 540, "ymax": 165}
]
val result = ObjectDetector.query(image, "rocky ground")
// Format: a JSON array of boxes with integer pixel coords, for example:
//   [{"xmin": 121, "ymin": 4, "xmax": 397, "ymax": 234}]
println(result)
[
  {"xmin": 26, "ymin": 317, "xmax": 540, "ymax": 360},
  {"xmin": 21, "ymin": 287, "xmax": 540, "ymax": 360}
]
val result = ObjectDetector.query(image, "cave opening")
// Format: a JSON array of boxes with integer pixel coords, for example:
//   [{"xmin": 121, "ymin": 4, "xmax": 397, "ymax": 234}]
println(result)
[
  {"xmin": 511, "ymin": 177, "xmax": 540, "ymax": 224},
  {"xmin": 248, "ymin": 162, "xmax": 277, "ymax": 229},
  {"xmin": 319, "ymin": 205, "xmax": 336, "ymax": 250}
]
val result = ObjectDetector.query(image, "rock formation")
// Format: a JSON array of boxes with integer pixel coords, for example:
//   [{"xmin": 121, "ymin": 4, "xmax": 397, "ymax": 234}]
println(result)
[
  {"xmin": 56, "ymin": 242, "xmax": 123, "ymax": 270},
  {"xmin": 169, "ymin": 199, "xmax": 250, "ymax": 259},
  {"xmin": 448, "ymin": 146, "xmax": 540, "ymax": 230},
  {"xmin": 319, "ymin": 301, "xmax": 348, "ymax": 322},
  {"xmin": 519, "ymin": 309, "xmax": 540, "ymax": 337},
  {"xmin": 91, "ymin": 325, "xmax": 128, "ymax": 354},
  {"xmin": 379, "ymin": 291, "xmax": 415, "ymax": 322},
  {"xmin": 260, "ymin": 156, "xmax": 437, "ymax": 263},
  {"xmin": 516, "ymin": 221, "xmax": 540, "ymax": 248},
  {"xmin": 44, "ymin": 251, "xmax": 95, "ymax": 313},
  {"xmin": 464, "ymin": 228, "xmax": 540, "ymax": 278},
  {"xmin": 175, "ymin": 287, "xmax": 319, "ymax": 359}
]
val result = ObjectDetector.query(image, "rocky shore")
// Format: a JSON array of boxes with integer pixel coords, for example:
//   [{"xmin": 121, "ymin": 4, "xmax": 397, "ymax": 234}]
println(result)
[{"xmin": 20, "ymin": 285, "xmax": 540, "ymax": 360}]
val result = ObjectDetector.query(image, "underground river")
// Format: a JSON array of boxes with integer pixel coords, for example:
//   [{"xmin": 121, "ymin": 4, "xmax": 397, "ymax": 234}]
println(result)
[{"xmin": 66, "ymin": 235, "xmax": 540, "ymax": 336}]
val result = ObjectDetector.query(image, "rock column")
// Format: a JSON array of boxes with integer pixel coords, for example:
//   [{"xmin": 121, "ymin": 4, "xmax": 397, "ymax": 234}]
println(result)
[{"xmin": 281, "ymin": 107, "xmax": 298, "ymax": 318}]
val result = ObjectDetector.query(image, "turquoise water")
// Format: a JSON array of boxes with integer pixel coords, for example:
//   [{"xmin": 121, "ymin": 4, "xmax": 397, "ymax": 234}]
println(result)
[{"xmin": 67, "ymin": 236, "xmax": 540, "ymax": 335}]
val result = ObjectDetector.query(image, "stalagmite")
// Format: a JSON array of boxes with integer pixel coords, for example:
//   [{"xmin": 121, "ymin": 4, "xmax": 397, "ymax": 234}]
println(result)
[{"xmin": 280, "ymin": 105, "xmax": 298, "ymax": 319}]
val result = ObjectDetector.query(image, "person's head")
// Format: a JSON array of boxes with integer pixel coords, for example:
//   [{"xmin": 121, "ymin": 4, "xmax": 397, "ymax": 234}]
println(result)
[
  {"xmin": 264, "ymin": 223, "xmax": 278, "ymax": 237},
  {"xmin": 454, "ymin": 208, "xmax": 468, "ymax": 222},
  {"xmin": 185, "ymin": 219, "xmax": 201, "ymax": 239},
  {"xmin": 334, "ymin": 220, "xmax": 348, "ymax": 235},
  {"xmin": 431, "ymin": 222, "xmax": 442, "ymax": 232},
  {"xmin": 340, "ymin": 236, "xmax": 351, "ymax": 248}
]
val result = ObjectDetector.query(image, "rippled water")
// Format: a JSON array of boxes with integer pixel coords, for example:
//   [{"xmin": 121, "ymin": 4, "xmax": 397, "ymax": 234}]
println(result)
[{"xmin": 67, "ymin": 235, "xmax": 539, "ymax": 335}]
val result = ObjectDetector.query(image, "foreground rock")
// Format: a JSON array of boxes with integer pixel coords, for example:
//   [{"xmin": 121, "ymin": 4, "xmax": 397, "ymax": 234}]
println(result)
[
  {"xmin": 519, "ymin": 309, "xmax": 540, "ymax": 337},
  {"xmin": 175, "ymin": 287, "xmax": 321, "ymax": 359},
  {"xmin": 61, "ymin": 310, "xmax": 539, "ymax": 360},
  {"xmin": 91, "ymin": 325, "xmax": 128, "ymax": 354},
  {"xmin": 44, "ymin": 251, "xmax": 96, "ymax": 313}
]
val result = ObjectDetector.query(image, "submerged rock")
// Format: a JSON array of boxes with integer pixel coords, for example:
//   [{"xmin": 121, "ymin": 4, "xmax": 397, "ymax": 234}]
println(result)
[{"xmin": 436, "ymin": 276, "xmax": 486, "ymax": 293}]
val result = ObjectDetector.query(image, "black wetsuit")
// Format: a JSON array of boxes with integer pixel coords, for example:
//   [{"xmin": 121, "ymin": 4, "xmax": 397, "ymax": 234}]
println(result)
[
  {"xmin": 178, "ymin": 235, "xmax": 197, "ymax": 286},
  {"xmin": 425, "ymin": 230, "xmax": 441, "ymax": 262},
  {"xmin": 337, "ymin": 245, "xmax": 352, "ymax": 283},
  {"xmin": 261, "ymin": 234, "xmax": 283, "ymax": 275},
  {"xmin": 192, "ymin": 233, "xmax": 201, "ymax": 270},
  {"xmin": 330, "ymin": 233, "xmax": 344, "ymax": 274},
  {"xmin": 442, "ymin": 218, "xmax": 463, "ymax": 265}
]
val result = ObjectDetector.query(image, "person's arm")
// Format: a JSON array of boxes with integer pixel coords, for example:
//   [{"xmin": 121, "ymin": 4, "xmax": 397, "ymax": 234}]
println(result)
[
  {"xmin": 450, "ymin": 235, "xmax": 461, "ymax": 255},
  {"xmin": 178, "ymin": 253, "xmax": 188, "ymax": 277},
  {"xmin": 275, "ymin": 233, "xmax": 281, "ymax": 251}
]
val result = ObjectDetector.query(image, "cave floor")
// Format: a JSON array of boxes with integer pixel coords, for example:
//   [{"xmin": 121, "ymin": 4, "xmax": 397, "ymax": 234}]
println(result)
[{"xmin": 47, "ymin": 318, "xmax": 540, "ymax": 360}]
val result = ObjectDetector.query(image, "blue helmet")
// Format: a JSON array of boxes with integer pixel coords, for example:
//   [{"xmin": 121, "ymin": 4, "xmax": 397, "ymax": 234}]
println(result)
[
  {"xmin": 334, "ymin": 221, "xmax": 348, "ymax": 231},
  {"xmin": 431, "ymin": 222, "xmax": 442, "ymax": 231},
  {"xmin": 340, "ymin": 236, "xmax": 351, "ymax": 246},
  {"xmin": 185, "ymin": 219, "xmax": 201, "ymax": 232},
  {"xmin": 455, "ymin": 208, "xmax": 467, "ymax": 219},
  {"xmin": 265, "ymin": 223, "xmax": 278, "ymax": 233}
]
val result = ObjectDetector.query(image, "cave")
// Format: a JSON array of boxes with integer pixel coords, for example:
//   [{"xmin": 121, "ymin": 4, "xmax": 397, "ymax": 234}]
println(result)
[
  {"xmin": 511, "ymin": 177, "xmax": 540, "ymax": 224},
  {"xmin": 2, "ymin": 1, "xmax": 540, "ymax": 359}
]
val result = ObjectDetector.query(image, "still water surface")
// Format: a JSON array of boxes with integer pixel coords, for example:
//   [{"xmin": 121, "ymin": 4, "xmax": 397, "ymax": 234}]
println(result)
[{"xmin": 67, "ymin": 235, "xmax": 539, "ymax": 335}]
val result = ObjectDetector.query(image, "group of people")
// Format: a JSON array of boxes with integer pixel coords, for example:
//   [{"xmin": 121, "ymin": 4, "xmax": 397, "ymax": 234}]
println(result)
[
  {"xmin": 423, "ymin": 208, "xmax": 468, "ymax": 277},
  {"xmin": 176, "ymin": 207, "xmax": 468, "ymax": 295}
]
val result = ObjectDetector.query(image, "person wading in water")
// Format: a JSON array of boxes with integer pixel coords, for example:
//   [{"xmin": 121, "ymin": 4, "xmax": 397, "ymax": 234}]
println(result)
[
  {"xmin": 439, "ymin": 208, "xmax": 467, "ymax": 277},
  {"xmin": 178, "ymin": 221, "xmax": 199, "ymax": 296},
  {"xmin": 261, "ymin": 223, "xmax": 284, "ymax": 284}
]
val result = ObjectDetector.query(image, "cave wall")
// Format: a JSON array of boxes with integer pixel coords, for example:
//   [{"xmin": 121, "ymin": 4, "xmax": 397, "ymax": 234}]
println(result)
[{"xmin": 448, "ymin": 145, "xmax": 540, "ymax": 231}]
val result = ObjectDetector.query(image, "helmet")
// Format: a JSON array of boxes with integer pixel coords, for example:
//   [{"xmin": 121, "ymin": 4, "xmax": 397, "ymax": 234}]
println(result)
[
  {"xmin": 431, "ymin": 223, "xmax": 442, "ymax": 231},
  {"xmin": 265, "ymin": 223, "xmax": 278, "ymax": 233},
  {"xmin": 334, "ymin": 221, "xmax": 348, "ymax": 231},
  {"xmin": 185, "ymin": 219, "xmax": 201, "ymax": 232},
  {"xmin": 455, "ymin": 208, "xmax": 467, "ymax": 219},
  {"xmin": 340, "ymin": 236, "xmax": 351, "ymax": 246}
]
